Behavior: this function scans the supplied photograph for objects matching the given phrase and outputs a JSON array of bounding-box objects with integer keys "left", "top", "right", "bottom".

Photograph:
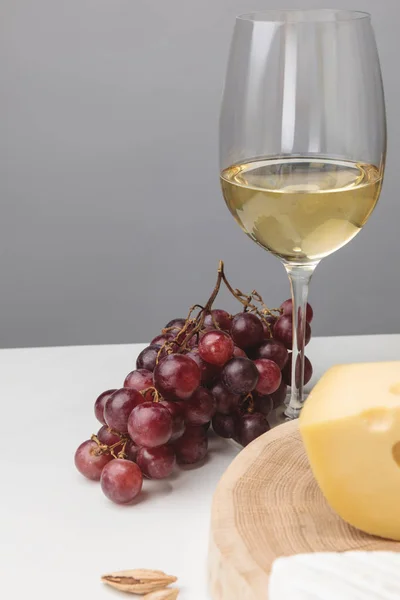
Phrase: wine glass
[{"left": 220, "top": 10, "right": 386, "bottom": 419}]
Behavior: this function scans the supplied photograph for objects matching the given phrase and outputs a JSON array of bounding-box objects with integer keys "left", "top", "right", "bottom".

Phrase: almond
[{"left": 101, "top": 569, "right": 177, "bottom": 594}]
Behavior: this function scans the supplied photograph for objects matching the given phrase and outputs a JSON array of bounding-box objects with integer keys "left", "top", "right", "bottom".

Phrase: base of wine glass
[
  {"left": 283, "top": 392, "right": 310, "bottom": 421},
  {"left": 284, "top": 404, "right": 303, "bottom": 421}
]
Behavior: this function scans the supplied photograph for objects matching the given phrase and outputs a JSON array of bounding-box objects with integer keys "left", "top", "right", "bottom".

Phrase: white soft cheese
[{"left": 268, "top": 552, "right": 400, "bottom": 599}]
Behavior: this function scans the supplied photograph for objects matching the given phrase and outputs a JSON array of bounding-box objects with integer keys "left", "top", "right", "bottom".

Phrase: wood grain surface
[{"left": 208, "top": 420, "right": 400, "bottom": 600}]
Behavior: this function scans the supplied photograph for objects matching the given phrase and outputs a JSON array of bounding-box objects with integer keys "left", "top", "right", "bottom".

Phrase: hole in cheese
[
  {"left": 361, "top": 408, "right": 394, "bottom": 432},
  {"left": 390, "top": 383, "right": 400, "bottom": 396},
  {"left": 392, "top": 442, "right": 400, "bottom": 467}
]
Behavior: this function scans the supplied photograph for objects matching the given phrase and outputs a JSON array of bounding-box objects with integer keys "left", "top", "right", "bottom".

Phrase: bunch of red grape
[{"left": 74, "top": 293, "right": 313, "bottom": 505}]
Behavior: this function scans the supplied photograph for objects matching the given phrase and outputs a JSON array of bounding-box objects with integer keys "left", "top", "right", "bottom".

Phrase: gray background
[{"left": 1, "top": 0, "right": 398, "bottom": 349}]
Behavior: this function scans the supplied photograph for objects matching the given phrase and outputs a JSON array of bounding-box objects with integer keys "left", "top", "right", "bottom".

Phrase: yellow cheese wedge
[{"left": 299, "top": 361, "right": 400, "bottom": 540}]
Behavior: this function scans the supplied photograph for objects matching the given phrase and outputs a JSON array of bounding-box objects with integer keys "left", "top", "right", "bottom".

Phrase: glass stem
[{"left": 284, "top": 263, "right": 317, "bottom": 420}]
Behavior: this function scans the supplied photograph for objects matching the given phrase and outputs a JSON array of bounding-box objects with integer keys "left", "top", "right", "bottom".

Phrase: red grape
[
  {"left": 198, "top": 330, "right": 234, "bottom": 366},
  {"left": 212, "top": 413, "right": 236, "bottom": 438},
  {"left": 204, "top": 309, "right": 232, "bottom": 332},
  {"left": 186, "top": 350, "right": 220, "bottom": 385},
  {"left": 100, "top": 459, "right": 143, "bottom": 504},
  {"left": 125, "top": 440, "right": 139, "bottom": 462},
  {"left": 236, "top": 413, "right": 270, "bottom": 447},
  {"left": 231, "top": 313, "right": 264, "bottom": 349},
  {"left": 165, "top": 317, "right": 186, "bottom": 330},
  {"left": 94, "top": 389, "right": 117, "bottom": 425},
  {"left": 173, "top": 426, "right": 208, "bottom": 464},
  {"left": 184, "top": 387, "right": 216, "bottom": 426},
  {"left": 151, "top": 334, "right": 173, "bottom": 346},
  {"left": 187, "top": 335, "right": 198, "bottom": 349},
  {"left": 221, "top": 357, "right": 259, "bottom": 395},
  {"left": 136, "top": 345, "right": 160, "bottom": 372},
  {"left": 281, "top": 358, "right": 291, "bottom": 386},
  {"left": 260, "top": 321, "right": 270, "bottom": 340},
  {"left": 210, "top": 381, "right": 240, "bottom": 415},
  {"left": 128, "top": 402, "right": 173, "bottom": 448},
  {"left": 253, "top": 394, "right": 273, "bottom": 417},
  {"left": 273, "top": 315, "right": 311, "bottom": 349},
  {"left": 160, "top": 400, "right": 186, "bottom": 441},
  {"left": 280, "top": 298, "right": 313, "bottom": 323},
  {"left": 136, "top": 445, "right": 176, "bottom": 479},
  {"left": 255, "top": 340, "right": 288, "bottom": 370},
  {"left": 233, "top": 345, "right": 247, "bottom": 358},
  {"left": 270, "top": 380, "right": 288, "bottom": 409},
  {"left": 153, "top": 354, "right": 201, "bottom": 400},
  {"left": 232, "top": 415, "right": 243, "bottom": 445},
  {"left": 124, "top": 369, "right": 154, "bottom": 400},
  {"left": 282, "top": 354, "right": 313, "bottom": 387},
  {"left": 74, "top": 440, "right": 113, "bottom": 481},
  {"left": 299, "top": 355, "right": 313, "bottom": 386},
  {"left": 254, "top": 359, "right": 282, "bottom": 395},
  {"left": 104, "top": 388, "right": 145, "bottom": 433},
  {"left": 97, "top": 426, "right": 122, "bottom": 447}
]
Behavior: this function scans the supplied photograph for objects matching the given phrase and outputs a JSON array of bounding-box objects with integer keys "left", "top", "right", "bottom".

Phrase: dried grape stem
[
  {"left": 141, "top": 387, "right": 161, "bottom": 402},
  {"left": 219, "top": 265, "right": 280, "bottom": 337},
  {"left": 220, "top": 268, "right": 279, "bottom": 318},
  {"left": 172, "top": 261, "right": 226, "bottom": 350},
  {"left": 157, "top": 264, "right": 225, "bottom": 359},
  {"left": 116, "top": 439, "right": 128, "bottom": 459},
  {"left": 158, "top": 260, "right": 280, "bottom": 356},
  {"left": 90, "top": 433, "right": 129, "bottom": 458},
  {"left": 90, "top": 434, "right": 108, "bottom": 455},
  {"left": 241, "top": 392, "right": 255, "bottom": 414}
]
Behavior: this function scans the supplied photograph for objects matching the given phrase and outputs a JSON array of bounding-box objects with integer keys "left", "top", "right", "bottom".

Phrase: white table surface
[{"left": 1, "top": 334, "right": 399, "bottom": 600}]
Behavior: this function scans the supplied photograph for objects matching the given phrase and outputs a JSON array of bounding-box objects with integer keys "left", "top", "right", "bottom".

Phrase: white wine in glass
[
  {"left": 220, "top": 11, "right": 386, "bottom": 418},
  {"left": 221, "top": 157, "right": 382, "bottom": 263}
]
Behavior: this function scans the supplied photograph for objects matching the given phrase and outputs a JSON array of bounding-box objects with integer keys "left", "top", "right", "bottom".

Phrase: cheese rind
[
  {"left": 299, "top": 361, "right": 400, "bottom": 540},
  {"left": 268, "top": 551, "right": 400, "bottom": 599}
]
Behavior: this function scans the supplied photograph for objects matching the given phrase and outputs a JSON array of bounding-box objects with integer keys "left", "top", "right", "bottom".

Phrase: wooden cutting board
[{"left": 208, "top": 420, "right": 400, "bottom": 600}]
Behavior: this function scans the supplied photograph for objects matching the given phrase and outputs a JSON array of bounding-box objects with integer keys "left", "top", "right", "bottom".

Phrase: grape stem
[
  {"left": 141, "top": 387, "right": 161, "bottom": 402},
  {"left": 157, "top": 260, "right": 281, "bottom": 360},
  {"left": 241, "top": 392, "right": 255, "bottom": 413},
  {"left": 219, "top": 268, "right": 280, "bottom": 319},
  {"left": 116, "top": 439, "right": 128, "bottom": 459},
  {"left": 90, "top": 433, "right": 129, "bottom": 459}
]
